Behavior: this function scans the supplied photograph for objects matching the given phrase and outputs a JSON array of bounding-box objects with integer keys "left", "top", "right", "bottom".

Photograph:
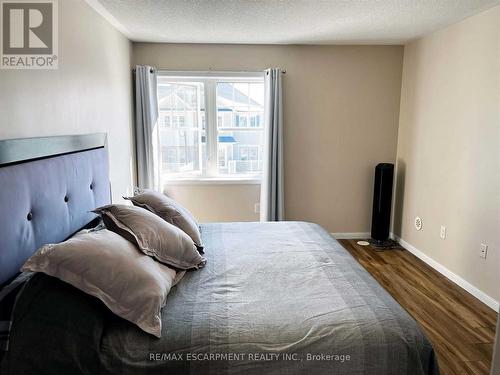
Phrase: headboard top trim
[{"left": 0, "top": 133, "right": 107, "bottom": 167}]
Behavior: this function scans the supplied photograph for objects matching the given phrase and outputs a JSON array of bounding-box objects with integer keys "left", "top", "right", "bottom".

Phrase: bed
[{"left": 0, "top": 134, "right": 438, "bottom": 375}]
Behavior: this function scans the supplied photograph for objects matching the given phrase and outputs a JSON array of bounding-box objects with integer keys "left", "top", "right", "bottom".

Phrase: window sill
[{"left": 164, "top": 177, "right": 262, "bottom": 186}]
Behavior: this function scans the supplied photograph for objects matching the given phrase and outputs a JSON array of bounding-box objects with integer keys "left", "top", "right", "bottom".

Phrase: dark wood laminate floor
[{"left": 338, "top": 239, "right": 498, "bottom": 375}]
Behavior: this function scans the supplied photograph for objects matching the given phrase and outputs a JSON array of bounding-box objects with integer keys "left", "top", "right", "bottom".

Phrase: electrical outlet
[
  {"left": 479, "top": 244, "right": 488, "bottom": 259},
  {"left": 440, "top": 226, "right": 446, "bottom": 240},
  {"left": 414, "top": 217, "right": 423, "bottom": 231},
  {"left": 254, "top": 203, "right": 260, "bottom": 214}
]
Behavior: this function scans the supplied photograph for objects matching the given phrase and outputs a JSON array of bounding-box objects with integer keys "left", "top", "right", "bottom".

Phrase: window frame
[{"left": 156, "top": 71, "right": 265, "bottom": 184}]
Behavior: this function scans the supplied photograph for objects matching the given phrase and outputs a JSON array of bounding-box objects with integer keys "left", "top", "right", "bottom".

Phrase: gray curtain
[
  {"left": 260, "top": 68, "right": 284, "bottom": 221},
  {"left": 134, "top": 65, "right": 159, "bottom": 189}
]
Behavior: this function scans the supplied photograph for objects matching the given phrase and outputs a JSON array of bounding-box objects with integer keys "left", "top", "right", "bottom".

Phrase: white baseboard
[
  {"left": 331, "top": 232, "right": 370, "bottom": 239},
  {"left": 391, "top": 233, "right": 499, "bottom": 312}
]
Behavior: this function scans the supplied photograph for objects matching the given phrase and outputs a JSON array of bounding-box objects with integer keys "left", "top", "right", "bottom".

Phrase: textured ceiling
[{"left": 90, "top": 0, "right": 500, "bottom": 44}]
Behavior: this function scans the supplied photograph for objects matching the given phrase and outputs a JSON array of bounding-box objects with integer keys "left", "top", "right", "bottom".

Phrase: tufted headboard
[{"left": 0, "top": 134, "right": 111, "bottom": 285}]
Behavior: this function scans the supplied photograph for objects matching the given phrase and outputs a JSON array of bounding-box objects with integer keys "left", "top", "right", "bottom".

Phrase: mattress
[{"left": 0, "top": 221, "right": 438, "bottom": 375}]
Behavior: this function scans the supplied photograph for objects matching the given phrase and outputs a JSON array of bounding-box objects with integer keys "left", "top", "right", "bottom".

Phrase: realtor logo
[{"left": 1, "top": 0, "right": 58, "bottom": 69}]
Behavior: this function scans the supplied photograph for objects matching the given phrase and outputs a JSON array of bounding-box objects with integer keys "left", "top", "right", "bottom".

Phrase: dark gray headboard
[{"left": 0, "top": 134, "right": 111, "bottom": 285}]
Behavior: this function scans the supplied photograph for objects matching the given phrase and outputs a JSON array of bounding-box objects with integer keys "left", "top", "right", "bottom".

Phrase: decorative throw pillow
[
  {"left": 124, "top": 189, "right": 203, "bottom": 251},
  {"left": 21, "top": 228, "right": 185, "bottom": 338},
  {"left": 93, "top": 204, "right": 206, "bottom": 270}
]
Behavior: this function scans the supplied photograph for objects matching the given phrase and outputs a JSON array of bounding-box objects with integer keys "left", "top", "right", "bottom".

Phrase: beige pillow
[
  {"left": 94, "top": 204, "right": 206, "bottom": 270},
  {"left": 21, "top": 228, "right": 185, "bottom": 338},
  {"left": 124, "top": 189, "right": 203, "bottom": 251}
]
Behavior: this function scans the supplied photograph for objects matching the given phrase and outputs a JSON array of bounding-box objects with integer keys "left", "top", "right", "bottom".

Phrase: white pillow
[
  {"left": 125, "top": 189, "right": 203, "bottom": 251},
  {"left": 22, "top": 228, "right": 184, "bottom": 338},
  {"left": 94, "top": 204, "right": 206, "bottom": 270}
]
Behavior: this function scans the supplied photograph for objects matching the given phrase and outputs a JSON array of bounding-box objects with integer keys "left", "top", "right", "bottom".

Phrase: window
[
  {"left": 156, "top": 80, "right": 205, "bottom": 178},
  {"left": 156, "top": 72, "right": 265, "bottom": 182}
]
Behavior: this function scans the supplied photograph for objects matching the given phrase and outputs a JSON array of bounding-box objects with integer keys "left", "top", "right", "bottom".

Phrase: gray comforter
[{"left": 1, "top": 221, "right": 438, "bottom": 375}]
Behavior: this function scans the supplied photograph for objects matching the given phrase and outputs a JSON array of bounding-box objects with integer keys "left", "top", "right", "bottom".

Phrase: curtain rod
[
  {"left": 265, "top": 69, "right": 286, "bottom": 75},
  {"left": 132, "top": 67, "right": 154, "bottom": 73},
  {"left": 132, "top": 68, "right": 286, "bottom": 74}
]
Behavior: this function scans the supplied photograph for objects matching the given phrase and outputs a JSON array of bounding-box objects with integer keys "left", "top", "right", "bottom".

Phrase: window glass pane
[
  {"left": 216, "top": 81, "right": 264, "bottom": 176},
  {"left": 233, "top": 83, "right": 250, "bottom": 106},
  {"left": 249, "top": 83, "right": 264, "bottom": 107},
  {"left": 217, "top": 130, "right": 263, "bottom": 176},
  {"left": 157, "top": 81, "right": 204, "bottom": 179},
  {"left": 217, "top": 82, "right": 264, "bottom": 129}
]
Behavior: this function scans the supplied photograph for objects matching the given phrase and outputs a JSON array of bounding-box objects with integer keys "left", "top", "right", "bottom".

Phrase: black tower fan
[{"left": 370, "top": 163, "right": 396, "bottom": 248}]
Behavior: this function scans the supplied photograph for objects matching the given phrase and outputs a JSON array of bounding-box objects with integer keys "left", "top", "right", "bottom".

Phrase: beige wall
[
  {"left": 394, "top": 6, "right": 500, "bottom": 302},
  {"left": 165, "top": 183, "right": 260, "bottom": 222},
  {"left": 0, "top": 0, "right": 134, "bottom": 203},
  {"left": 133, "top": 43, "right": 404, "bottom": 231}
]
